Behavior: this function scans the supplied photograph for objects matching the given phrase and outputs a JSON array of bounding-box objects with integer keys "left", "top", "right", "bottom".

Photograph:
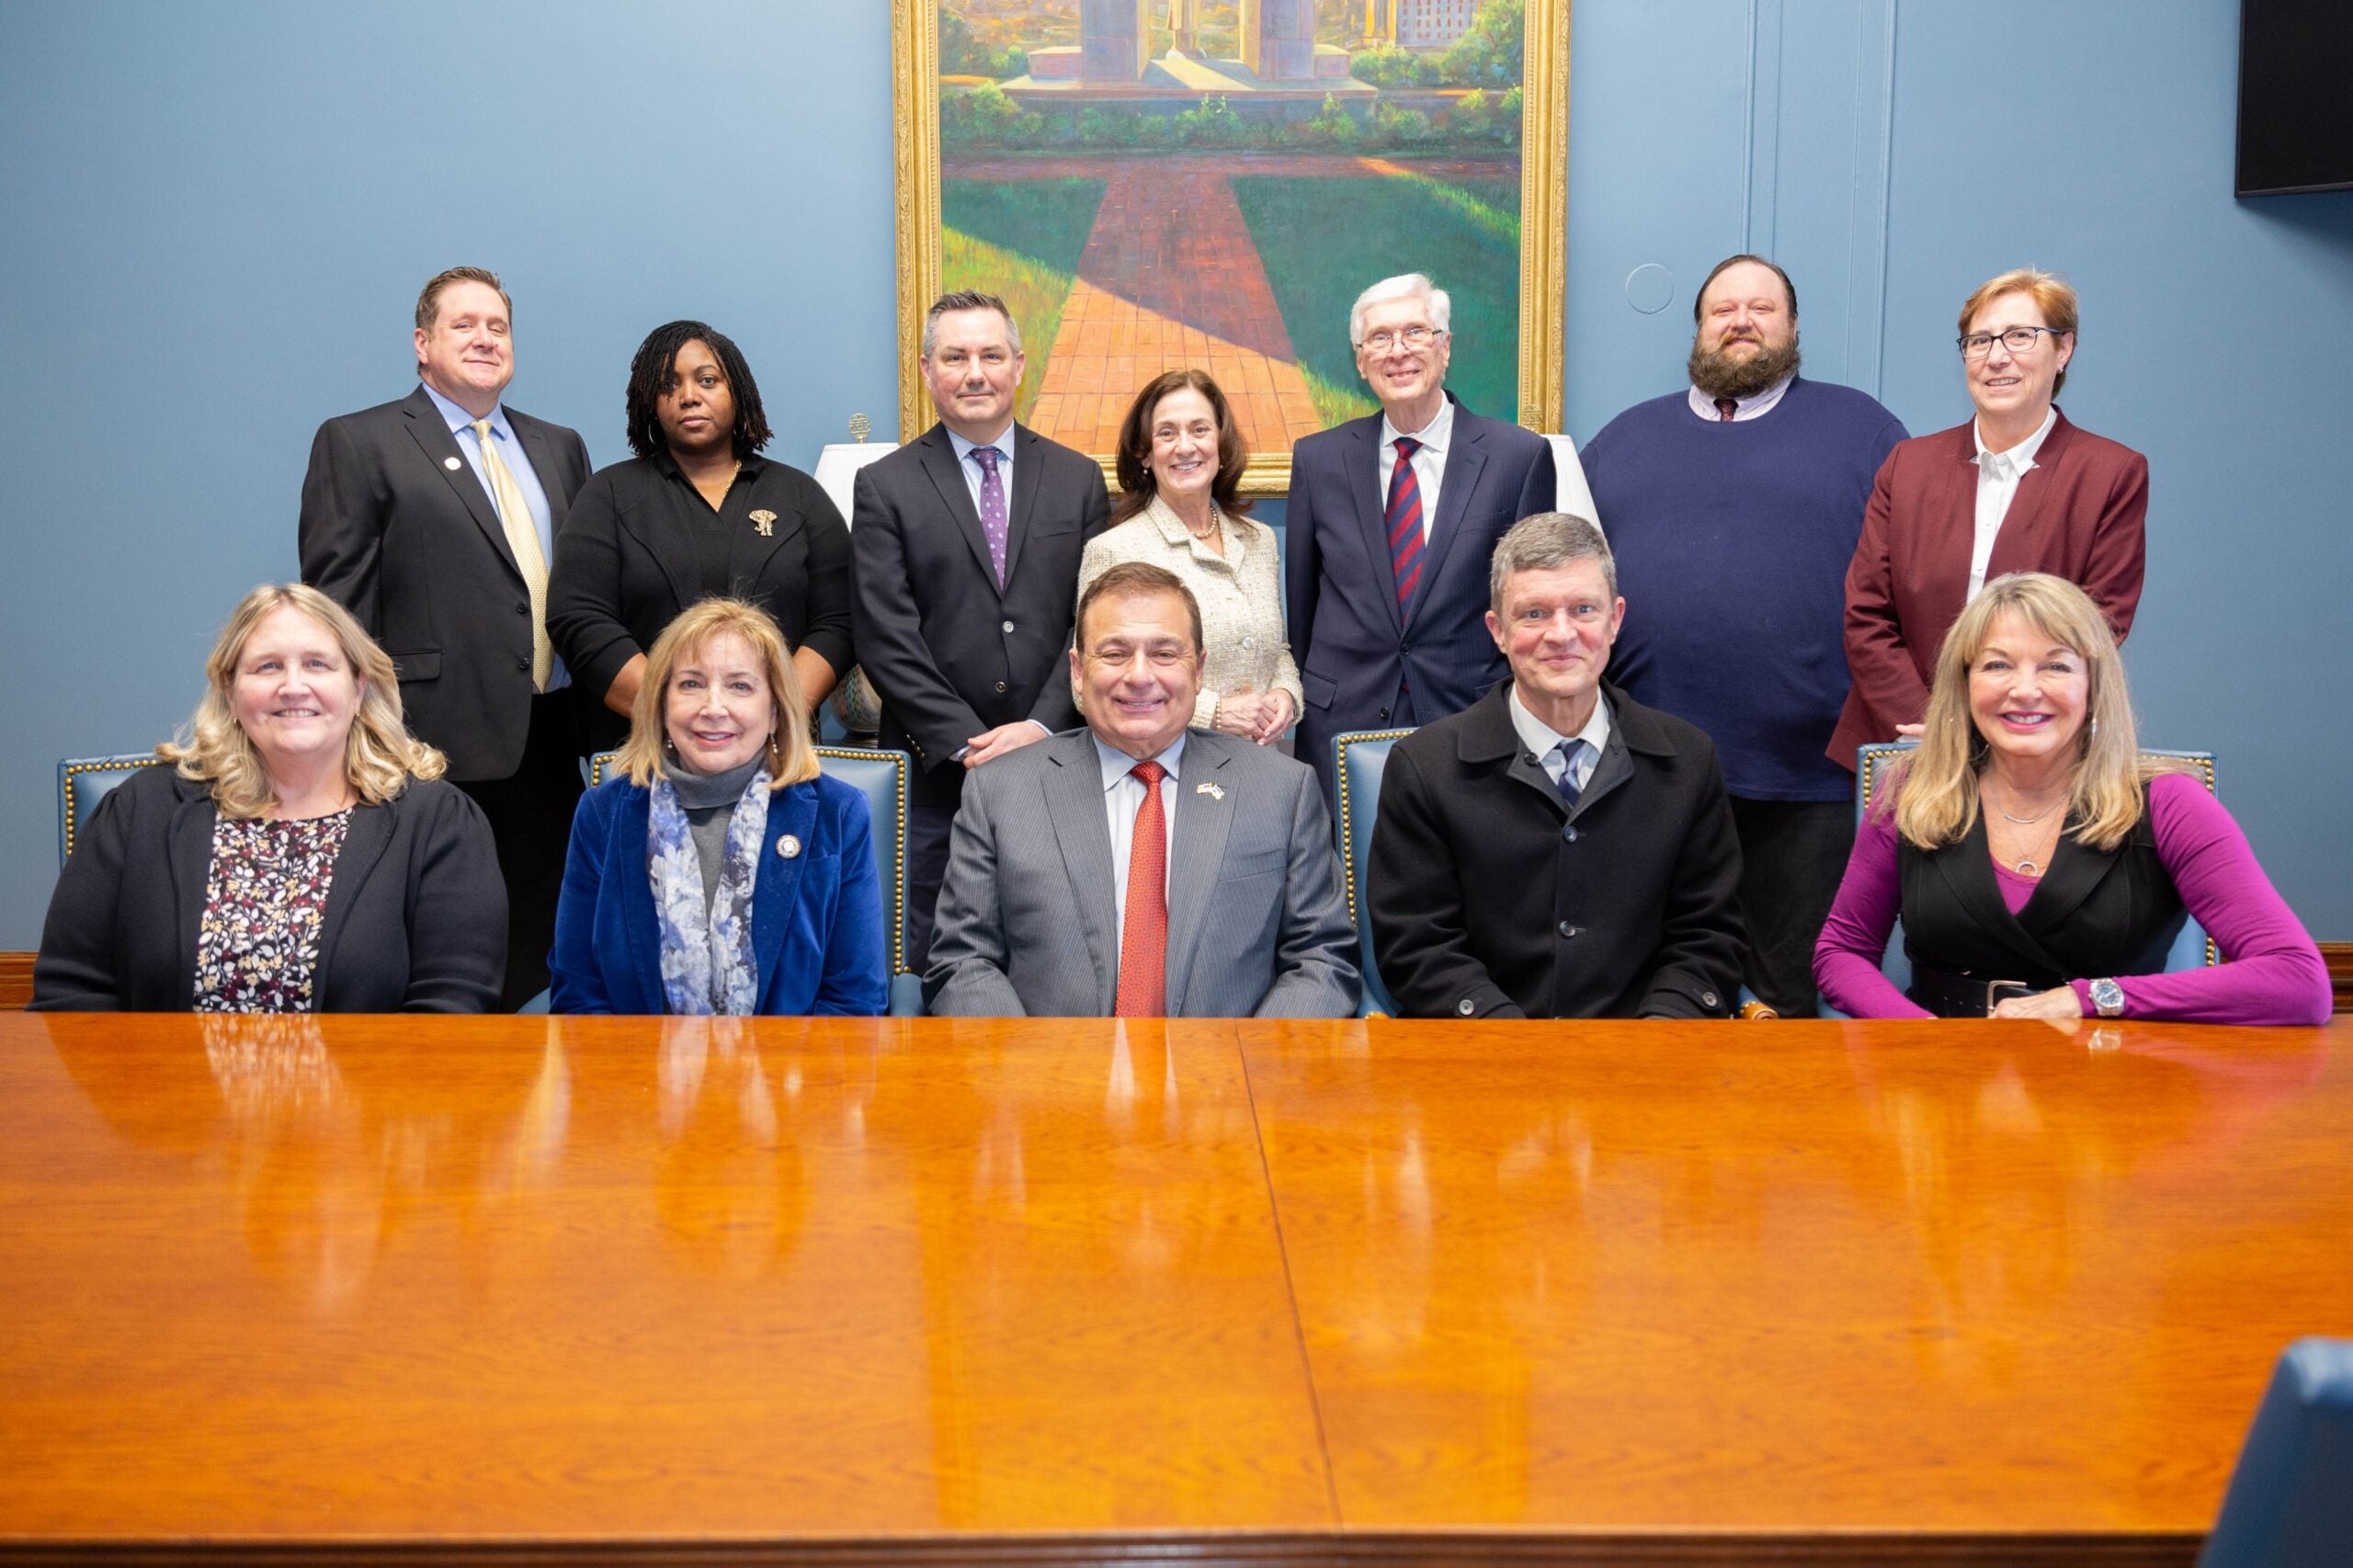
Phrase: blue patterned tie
[
  {"left": 1552, "top": 738, "right": 1587, "bottom": 808},
  {"left": 971, "top": 445, "right": 1008, "bottom": 587},
  {"left": 1385, "top": 436, "right": 1424, "bottom": 611}
]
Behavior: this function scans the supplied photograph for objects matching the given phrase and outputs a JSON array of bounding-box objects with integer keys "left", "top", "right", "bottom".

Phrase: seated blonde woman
[
  {"left": 1079, "top": 369, "right": 1301, "bottom": 744},
  {"left": 549, "top": 597, "right": 886, "bottom": 1016},
  {"left": 1814, "top": 573, "right": 2328, "bottom": 1023},
  {"left": 33, "top": 584, "right": 504, "bottom": 1012}
]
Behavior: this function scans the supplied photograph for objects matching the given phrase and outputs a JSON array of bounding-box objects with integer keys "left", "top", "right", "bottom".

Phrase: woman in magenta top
[{"left": 1815, "top": 574, "right": 2327, "bottom": 1024}]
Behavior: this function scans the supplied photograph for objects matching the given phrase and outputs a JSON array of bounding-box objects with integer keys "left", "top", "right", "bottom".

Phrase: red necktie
[
  {"left": 1385, "top": 436, "right": 1424, "bottom": 611},
  {"left": 1115, "top": 761, "right": 1167, "bottom": 1017},
  {"left": 1714, "top": 397, "right": 1738, "bottom": 422}
]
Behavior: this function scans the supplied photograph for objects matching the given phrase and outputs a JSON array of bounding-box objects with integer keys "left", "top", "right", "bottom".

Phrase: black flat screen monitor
[{"left": 2237, "top": 0, "right": 2353, "bottom": 195}]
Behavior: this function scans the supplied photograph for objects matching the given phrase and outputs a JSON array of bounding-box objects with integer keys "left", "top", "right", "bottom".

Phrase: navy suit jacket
[
  {"left": 1286, "top": 396, "right": 1556, "bottom": 796},
  {"left": 549, "top": 772, "right": 888, "bottom": 1015}
]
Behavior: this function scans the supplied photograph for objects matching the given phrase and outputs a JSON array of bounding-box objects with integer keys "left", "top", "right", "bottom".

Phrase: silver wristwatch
[{"left": 2089, "top": 977, "right": 2126, "bottom": 1018}]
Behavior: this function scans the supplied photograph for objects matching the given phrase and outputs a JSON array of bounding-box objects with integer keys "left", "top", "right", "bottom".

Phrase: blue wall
[{"left": 2, "top": 0, "right": 2347, "bottom": 946}]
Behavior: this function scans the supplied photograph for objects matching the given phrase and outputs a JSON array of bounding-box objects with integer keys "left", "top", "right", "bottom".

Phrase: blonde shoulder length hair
[
  {"left": 612, "top": 597, "right": 819, "bottom": 790},
  {"left": 1890, "top": 572, "right": 2187, "bottom": 854},
  {"left": 159, "top": 584, "right": 445, "bottom": 819}
]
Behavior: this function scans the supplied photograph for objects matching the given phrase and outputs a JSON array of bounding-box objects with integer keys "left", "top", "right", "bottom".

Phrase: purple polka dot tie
[{"left": 972, "top": 446, "right": 1008, "bottom": 588}]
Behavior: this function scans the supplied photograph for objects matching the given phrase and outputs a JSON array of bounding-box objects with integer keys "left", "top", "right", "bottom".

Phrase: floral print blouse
[{"left": 192, "top": 808, "right": 354, "bottom": 1013}]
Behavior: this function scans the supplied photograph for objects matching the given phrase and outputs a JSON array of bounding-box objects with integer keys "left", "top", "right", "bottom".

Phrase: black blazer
[
  {"left": 1286, "top": 396, "right": 1556, "bottom": 796},
  {"left": 300, "top": 385, "right": 594, "bottom": 780},
  {"left": 30, "top": 767, "right": 506, "bottom": 1013},
  {"left": 547, "top": 453, "right": 855, "bottom": 750},
  {"left": 849, "top": 422, "right": 1109, "bottom": 809},
  {"left": 1368, "top": 680, "right": 1745, "bottom": 1019}
]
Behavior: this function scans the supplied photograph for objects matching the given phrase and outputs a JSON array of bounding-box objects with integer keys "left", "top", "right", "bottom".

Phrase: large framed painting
[{"left": 891, "top": 0, "right": 1568, "bottom": 494}]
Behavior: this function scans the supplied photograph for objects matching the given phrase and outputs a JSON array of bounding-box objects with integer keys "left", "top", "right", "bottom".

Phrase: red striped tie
[
  {"left": 1386, "top": 436, "right": 1424, "bottom": 611},
  {"left": 1114, "top": 761, "right": 1167, "bottom": 1017}
]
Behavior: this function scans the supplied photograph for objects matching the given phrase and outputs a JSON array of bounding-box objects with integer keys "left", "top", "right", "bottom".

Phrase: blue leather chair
[
  {"left": 2200, "top": 1338, "right": 2353, "bottom": 1568},
  {"left": 57, "top": 754, "right": 165, "bottom": 867},
  {"left": 590, "top": 746, "right": 921, "bottom": 1017},
  {"left": 1847, "top": 741, "right": 2220, "bottom": 1003},
  {"left": 1332, "top": 728, "right": 1415, "bottom": 1017}
]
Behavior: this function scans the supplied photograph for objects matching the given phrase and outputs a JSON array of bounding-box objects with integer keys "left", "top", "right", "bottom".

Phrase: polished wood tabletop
[{"left": 2, "top": 1012, "right": 2347, "bottom": 1565}]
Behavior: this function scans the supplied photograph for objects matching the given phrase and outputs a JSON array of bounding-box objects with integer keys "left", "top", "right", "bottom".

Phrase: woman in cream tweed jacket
[{"left": 1079, "top": 369, "right": 1302, "bottom": 744}]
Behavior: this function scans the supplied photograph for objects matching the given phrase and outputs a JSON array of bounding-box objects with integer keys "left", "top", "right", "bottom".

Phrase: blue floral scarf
[{"left": 647, "top": 767, "right": 771, "bottom": 1015}]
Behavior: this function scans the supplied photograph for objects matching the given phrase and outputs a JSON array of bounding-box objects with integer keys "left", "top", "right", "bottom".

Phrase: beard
[{"left": 1688, "top": 330, "right": 1802, "bottom": 402}]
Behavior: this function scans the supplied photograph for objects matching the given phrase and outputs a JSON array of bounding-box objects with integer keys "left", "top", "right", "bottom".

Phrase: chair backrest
[
  {"left": 58, "top": 754, "right": 167, "bottom": 867},
  {"left": 590, "top": 746, "right": 913, "bottom": 979},
  {"left": 2199, "top": 1337, "right": 2353, "bottom": 1568},
  {"left": 1332, "top": 728, "right": 1415, "bottom": 1018},
  {"left": 1854, "top": 742, "right": 2221, "bottom": 989}
]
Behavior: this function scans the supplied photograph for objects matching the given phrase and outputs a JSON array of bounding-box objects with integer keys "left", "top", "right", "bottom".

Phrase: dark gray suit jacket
[
  {"left": 31, "top": 767, "right": 506, "bottom": 1013},
  {"left": 300, "top": 384, "right": 593, "bottom": 780},
  {"left": 849, "top": 422, "right": 1108, "bottom": 810},
  {"left": 925, "top": 730, "right": 1359, "bottom": 1017}
]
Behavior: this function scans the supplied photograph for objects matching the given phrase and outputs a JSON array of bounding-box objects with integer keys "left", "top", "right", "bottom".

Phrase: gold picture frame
[{"left": 892, "top": 0, "right": 1569, "bottom": 495}]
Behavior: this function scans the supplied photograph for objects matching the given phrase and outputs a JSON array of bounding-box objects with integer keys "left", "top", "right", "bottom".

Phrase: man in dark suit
[
  {"left": 850, "top": 290, "right": 1110, "bottom": 969},
  {"left": 300, "top": 266, "right": 593, "bottom": 1009},
  {"left": 1286, "top": 271, "right": 1557, "bottom": 799},
  {"left": 1368, "top": 513, "right": 1745, "bottom": 1020},
  {"left": 926, "top": 563, "right": 1358, "bottom": 1019}
]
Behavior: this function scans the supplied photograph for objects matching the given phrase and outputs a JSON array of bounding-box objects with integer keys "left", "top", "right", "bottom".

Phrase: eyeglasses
[
  {"left": 1959, "top": 325, "right": 2069, "bottom": 358},
  {"left": 1359, "top": 325, "right": 1442, "bottom": 352}
]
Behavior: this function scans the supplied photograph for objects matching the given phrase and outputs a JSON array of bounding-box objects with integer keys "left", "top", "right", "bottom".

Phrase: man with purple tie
[
  {"left": 1286, "top": 273, "right": 1556, "bottom": 801},
  {"left": 849, "top": 290, "right": 1110, "bottom": 968}
]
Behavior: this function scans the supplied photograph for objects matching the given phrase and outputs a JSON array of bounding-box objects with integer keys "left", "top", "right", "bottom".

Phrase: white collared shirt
[
  {"left": 1968, "top": 405, "right": 2057, "bottom": 600},
  {"left": 1507, "top": 685, "right": 1612, "bottom": 797},
  {"left": 1097, "top": 732, "right": 1187, "bottom": 952},
  {"left": 1377, "top": 397, "right": 1456, "bottom": 540},
  {"left": 1686, "top": 372, "right": 1794, "bottom": 424}
]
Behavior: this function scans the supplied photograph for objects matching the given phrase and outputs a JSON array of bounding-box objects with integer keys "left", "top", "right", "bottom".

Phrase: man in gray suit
[{"left": 926, "top": 563, "right": 1358, "bottom": 1018}]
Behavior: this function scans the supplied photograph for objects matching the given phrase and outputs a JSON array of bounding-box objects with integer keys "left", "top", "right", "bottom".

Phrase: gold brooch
[{"left": 750, "top": 509, "right": 777, "bottom": 537}]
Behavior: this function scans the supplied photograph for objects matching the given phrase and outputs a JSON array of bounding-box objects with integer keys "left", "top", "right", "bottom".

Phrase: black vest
[{"left": 1897, "top": 797, "right": 2186, "bottom": 1012}]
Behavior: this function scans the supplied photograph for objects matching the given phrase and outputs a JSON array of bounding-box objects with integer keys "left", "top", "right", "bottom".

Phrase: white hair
[{"left": 1348, "top": 273, "right": 1451, "bottom": 347}]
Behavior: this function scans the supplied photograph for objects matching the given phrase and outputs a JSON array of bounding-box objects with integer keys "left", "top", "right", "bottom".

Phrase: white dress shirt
[
  {"left": 1686, "top": 372, "right": 1794, "bottom": 424},
  {"left": 1507, "top": 685, "right": 1611, "bottom": 796},
  {"left": 1097, "top": 732, "right": 1186, "bottom": 952},
  {"left": 1377, "top": 396, "right": 1456, "bottom": 540},
  {"left": 1968, "top": 405, "right": 2057, "bottom": 599}
]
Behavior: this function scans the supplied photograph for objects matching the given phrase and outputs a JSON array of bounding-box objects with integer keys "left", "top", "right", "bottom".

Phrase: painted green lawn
[
  {"left": 941, "top": 177, "right": 1105, "bottom": 416},
  {"left": 1232, "top": 175, "right": 1522, "bottom": 423}
]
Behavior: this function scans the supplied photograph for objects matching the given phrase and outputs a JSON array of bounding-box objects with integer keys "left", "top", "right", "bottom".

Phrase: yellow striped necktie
[{"left": 471, "top": 418, "right": 552, "bottom": 691}]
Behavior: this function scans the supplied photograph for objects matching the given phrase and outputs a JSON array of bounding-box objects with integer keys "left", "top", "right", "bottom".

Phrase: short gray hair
[
  {"left": 922, "top": 289, "right": 1022, "bottom": 359},
  {"left": 1348, "top": 272, "right": 1451, "bottom": 347},
  {"left": 1489, "top": 512, "right": 1616, "bottom": 615}
]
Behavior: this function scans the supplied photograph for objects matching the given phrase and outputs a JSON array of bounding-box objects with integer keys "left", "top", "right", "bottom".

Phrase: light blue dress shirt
[
  {"left": 946, "top": 422, "right": 1016, "bottom": 518},
  {"left": 420, "top": 380, "right": 568, "bottom": 690}
]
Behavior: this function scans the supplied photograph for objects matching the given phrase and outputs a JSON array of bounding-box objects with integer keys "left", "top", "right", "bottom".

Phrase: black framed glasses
[{"left": 1959, "top": 325, "right": 2069, "bottom": 358}]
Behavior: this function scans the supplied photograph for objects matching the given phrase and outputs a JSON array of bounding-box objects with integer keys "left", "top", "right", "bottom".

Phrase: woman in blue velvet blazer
[{"left": 550, "top": 597, "right": 886, "bottom": 1016}]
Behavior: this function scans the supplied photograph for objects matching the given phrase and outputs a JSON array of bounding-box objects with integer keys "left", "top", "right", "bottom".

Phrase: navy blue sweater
[{"left": 1581, "top": 377, "right": 1906, "bottom": 802}]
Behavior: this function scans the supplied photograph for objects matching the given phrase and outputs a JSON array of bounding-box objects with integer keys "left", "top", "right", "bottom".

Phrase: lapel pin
[
  {"left": 1196, "top": 781, "right": 1225, "bottom": 801},
  {"left": 750, "top": 508, "right": 777, "bottom": 537},
  {"left": 776, "top": 834, "right": 801, "bottom": 859},
  {"left": 443, "top": 456, "right": 462, "bottom": 471}
]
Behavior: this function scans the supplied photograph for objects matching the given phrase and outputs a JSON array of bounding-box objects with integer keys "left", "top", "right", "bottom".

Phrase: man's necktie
[
  {"left": 972, "top": 446, "right": 1009, "bottom": 588},
  {"left": 470, "top": 419, "right": 553, "bottom": 691},
  {"left": 1115, "top": 760, "right": 1168, "bottom": 1018},
  {"left": 1386, "top": 436, "right": 1424, "bottom": 612},
  {"left": 1552, "top": 738, "right": 1588, "bottom": 808},
  {"left": 1714, "top": 397, "right": 1739, "bottom": 422}
]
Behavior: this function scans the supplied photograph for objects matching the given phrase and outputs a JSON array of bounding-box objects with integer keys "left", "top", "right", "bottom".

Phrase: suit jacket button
[
  {"left": 516, "top": 657, "right": 529, "bottom": 672},
  {"left": 1455, "top": 998, "right": 1475, "bottom": 1017},
  {"left": 1563, "top": 826, "right": 1579, "bottom": 842},
  {"left": 1002, "top": 619, "right": 1015, "bottom": 633},
  {"left": 1378, "top": 708, "right": 1390, "bottom": 722},
  {"left": 994, "top": 680, "right": 1007, "bottom": 693},
  {"left": 1702, "top": 991, "right": 1721, "bottom": 1009},
  {"left": 517, "top": 601, "right": 529, "bottom": 615},
  {"left": 1400, "top": 642, "right": 1412, "bottom": 654},
  {"left": 1557, "top": 922, "right": 1576, "bottom": 938}
]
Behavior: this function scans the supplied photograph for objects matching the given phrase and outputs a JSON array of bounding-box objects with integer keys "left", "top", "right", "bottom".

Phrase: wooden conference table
[{"left": 3, "top": 1012, "right": 2348, "bottom": 1566}]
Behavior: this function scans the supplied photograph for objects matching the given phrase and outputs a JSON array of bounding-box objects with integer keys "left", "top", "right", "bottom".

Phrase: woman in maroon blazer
[{"left": 1829, "top": 268, "right": 2147, "bottom": 768}]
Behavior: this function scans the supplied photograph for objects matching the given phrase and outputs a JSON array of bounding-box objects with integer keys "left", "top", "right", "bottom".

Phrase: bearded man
[{"left": 1576, "top": 255, "right": 1906, "bottom": 1017}]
